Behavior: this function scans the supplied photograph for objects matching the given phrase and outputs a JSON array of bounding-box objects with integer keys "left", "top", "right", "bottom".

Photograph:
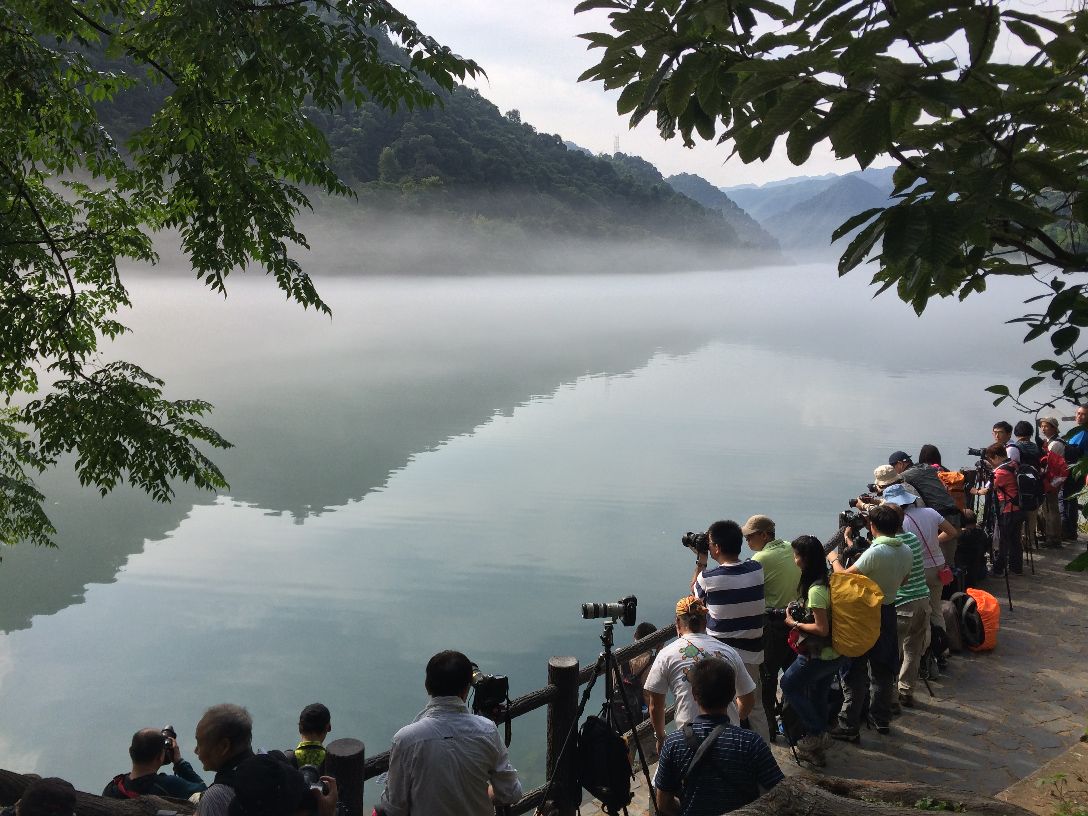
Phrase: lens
[{"left": 581, "top": 602, "right": 623, "bottom": 619}]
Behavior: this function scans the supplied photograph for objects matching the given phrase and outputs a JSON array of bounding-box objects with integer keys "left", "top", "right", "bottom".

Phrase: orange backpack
[
  {"left": 937, "top": 470, "right": 967, "bottom": 511},
  {"left": 965, "top": 588, "right": 1000, "bottom": 652}
]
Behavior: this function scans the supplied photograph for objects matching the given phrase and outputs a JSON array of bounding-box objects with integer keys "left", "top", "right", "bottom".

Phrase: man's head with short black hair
[
  {"left": 129, "top": 728, "right": 166, "bottom": 765},
  {"left": 689, "top": 658, "right": 735, "bottom": 713},
  {"left": 425, "top": 650, "right": 473, "bottom": 698},
  {"left": 868, "top": 504, "right": 901, "bottom": 537},
  {"left": 1013, "top": 420, "right": 1033, "bottom": 439},
  {"left": 298, "top": 703, "right": 331, "bottom": 737},
  {"left": 707, "top": 520, "right": 743, "bottom": 557},
  {"left": 17, "top": 778, "right": 76, "bottom": 816}
]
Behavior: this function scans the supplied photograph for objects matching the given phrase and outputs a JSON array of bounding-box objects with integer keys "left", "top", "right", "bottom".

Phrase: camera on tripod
[
  {"left": 967, "top": 446, "right": 987, "bottom": 458},
  {"left": 581, "top": 595, "right": 637, "bottom": 626},
  {"left": 470, "top": 663, "right": 509, "bottom": 719}
]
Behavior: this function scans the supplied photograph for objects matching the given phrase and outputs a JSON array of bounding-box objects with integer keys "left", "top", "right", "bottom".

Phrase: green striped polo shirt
[{"left": 894, "top": 531, "right": 929, "bottom": 606}]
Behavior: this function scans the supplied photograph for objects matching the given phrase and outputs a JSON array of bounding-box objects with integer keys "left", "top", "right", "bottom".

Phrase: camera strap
[{"left": 681, "top": 724, "right": 728, "bottom": 789}]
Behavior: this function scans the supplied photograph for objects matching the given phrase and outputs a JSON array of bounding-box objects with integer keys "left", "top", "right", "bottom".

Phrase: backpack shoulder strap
[{"left": 682, "top": 724, "right": 728, "bottom": 787}]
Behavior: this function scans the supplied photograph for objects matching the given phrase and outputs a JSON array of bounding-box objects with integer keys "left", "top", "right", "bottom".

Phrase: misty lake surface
[{"left": 0, "top": 262, "right": 1046, "bottom": 802}]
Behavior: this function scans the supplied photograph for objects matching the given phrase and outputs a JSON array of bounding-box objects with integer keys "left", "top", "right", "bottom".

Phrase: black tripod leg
[{"left": 606, "top": 649, "right": 658, "bottom": 816}]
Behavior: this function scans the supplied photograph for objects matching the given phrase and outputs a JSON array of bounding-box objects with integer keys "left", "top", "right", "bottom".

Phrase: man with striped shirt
[{"left": 691, "top": 519, "right": 768, "bottom": 742}]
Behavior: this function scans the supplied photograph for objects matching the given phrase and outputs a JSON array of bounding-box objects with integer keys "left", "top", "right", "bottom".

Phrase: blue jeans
[{"left": 780, "top": 653, "right": 843, "bottom": 736}]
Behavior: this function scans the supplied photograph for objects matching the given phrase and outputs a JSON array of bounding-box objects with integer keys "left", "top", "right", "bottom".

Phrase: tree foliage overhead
[
  {"left": 577, "top": 0, "right": 1088, "bottom": 409},
  {"left": 0, "top": 0, "right": 480, "bottom": 549}
]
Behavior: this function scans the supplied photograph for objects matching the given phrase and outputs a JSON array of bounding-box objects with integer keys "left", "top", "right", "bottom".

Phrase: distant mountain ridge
[
  {"left": 720, "top": 167, "right": 898, "bottom": 253},
  {"left": 665, "top": 173, "right": 778, "bottom": 250}
]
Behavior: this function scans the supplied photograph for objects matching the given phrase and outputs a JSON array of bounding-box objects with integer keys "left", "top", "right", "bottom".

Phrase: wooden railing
[{"left": 361, "top": 623, "right": 678, "bottom": 816}]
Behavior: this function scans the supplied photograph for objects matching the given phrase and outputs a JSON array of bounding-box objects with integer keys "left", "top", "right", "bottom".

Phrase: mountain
[
  {"left": 723, "top": 176, "right": 840, "bottom": 221},
  {"left": 90, "top": 38, "right": 777, "bottom": 259},
  {"left": 762, "top": 175, "right": 889, "bottom": 250},
  {"left": 665, "top": 173, "right": 779, "bottom": 250}
]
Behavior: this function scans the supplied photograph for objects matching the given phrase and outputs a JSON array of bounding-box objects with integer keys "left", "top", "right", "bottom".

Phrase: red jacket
[
  {"left": 992, "top": 462, "right": 1019, "bottom": 513},
  {"left": 1042, "top": 451, "right": 1069, "bottom": 494}
]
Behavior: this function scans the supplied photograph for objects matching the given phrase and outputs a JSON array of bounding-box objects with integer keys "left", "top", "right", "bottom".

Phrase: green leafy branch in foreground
[
  {"left": 576, "top": 0, "right": 1088, "bottom": 411},
  {"left": 0, "top": 0, "right": 481, "bottom": 549}
]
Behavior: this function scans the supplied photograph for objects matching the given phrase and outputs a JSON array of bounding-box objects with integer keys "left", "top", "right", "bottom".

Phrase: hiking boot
[
  {"left": 898, "top": 691, "right": 914, "bottom": 708},
  {"left": 828, "top": 723, "right": 860, "bottom": 743},
  {"left": 867, "top": 715, "right": 891, "bottom": 735}
]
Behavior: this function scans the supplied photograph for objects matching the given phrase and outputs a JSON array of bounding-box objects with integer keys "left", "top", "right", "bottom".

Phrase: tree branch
[{"left": 67, "top": 4, "right": 178, "bottom": 86}]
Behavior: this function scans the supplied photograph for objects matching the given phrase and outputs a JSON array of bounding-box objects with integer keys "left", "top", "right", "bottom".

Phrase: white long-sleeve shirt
[{"left": 378, "top": 696, "right": 522, "bottom": 816}]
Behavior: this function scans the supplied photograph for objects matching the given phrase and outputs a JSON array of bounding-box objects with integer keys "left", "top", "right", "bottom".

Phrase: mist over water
[{"left": 0, "top": 249, "right": 1051, "bottom": 803}]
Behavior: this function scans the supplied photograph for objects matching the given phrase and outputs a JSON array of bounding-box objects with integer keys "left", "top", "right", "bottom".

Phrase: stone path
[{"left": 579, "top": 546, "right": 1088, "bottom": 815}]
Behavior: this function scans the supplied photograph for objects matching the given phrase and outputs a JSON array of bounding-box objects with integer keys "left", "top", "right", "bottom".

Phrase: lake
[{"left": 0, "top": 261, "right": 1049, "bottom": 804}]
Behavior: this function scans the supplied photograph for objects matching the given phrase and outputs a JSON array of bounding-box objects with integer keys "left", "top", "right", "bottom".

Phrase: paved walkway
[{"left": 580, "top": 545, "right": 1088, "bottom": 815}]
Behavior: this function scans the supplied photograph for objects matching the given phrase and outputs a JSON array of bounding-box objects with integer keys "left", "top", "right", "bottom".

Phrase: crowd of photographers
[
  {"left": 640, "top": 413, "right": 1085, "bottom": 815},
  {"left": 5, "top": 661, "right": 523, "bottom": 816}
]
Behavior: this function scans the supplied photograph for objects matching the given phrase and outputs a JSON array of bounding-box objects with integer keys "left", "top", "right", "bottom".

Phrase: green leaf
[
  {"left": 1018, "top": 376, "right": 1044, "bottom": 395},
  {"left": 1052, "top": 326, "right": 1081, "bottom": 354},
  {"left": 832, "top": 207, "right": 884, "bottom": 241}
]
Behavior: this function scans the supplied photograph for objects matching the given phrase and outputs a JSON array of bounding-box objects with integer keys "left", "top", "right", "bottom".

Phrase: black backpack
[
  {"left": 949, "top": 592, "right": 985, "bottom": 649},
  {"left": 1014, "top": 463, "right": 1043, "bottom": 511},
  {"left": 1064, "top": 440, "right": 1084, "bottom": 464},
  {"left": 1011, "top": 439, "right": 1042, "bottom": 469},
  {"left": 577, "top": 714, "right": 632, "bottom": 813}
]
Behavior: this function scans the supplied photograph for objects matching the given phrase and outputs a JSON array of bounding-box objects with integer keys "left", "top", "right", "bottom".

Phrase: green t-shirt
[
  {"left": 806, "top": 583, "right": 839, "bottom": 661},
  {"left": 852, "top": 535, "right": 913, "bottom": 605},
  {"left": 894, "top": 532, "right": 930, "bottom": 606},
  {"left": 752, "top": 538, "right": 801, "bottom": 609}
]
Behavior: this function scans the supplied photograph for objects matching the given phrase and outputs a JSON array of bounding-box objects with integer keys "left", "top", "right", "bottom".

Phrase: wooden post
[
  {"left": 545, "top": 656, "right": 580, "bottom": 816},
  {"left": 325, "top": 738, "right": 365, "bottom": 816}
]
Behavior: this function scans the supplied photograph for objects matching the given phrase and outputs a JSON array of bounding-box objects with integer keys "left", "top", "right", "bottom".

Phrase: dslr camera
[
  {"left": 581, "top": 595, "right": 637, "bottom": 626},
  {"left": 298, "top": 764, "right": 329, "bottom": 796},
  {"left": 161, "top": 725, "right": 176, "bottom": 766},
  {"left": 681, "top": 531, "right": 709, "bottom": 554},
  {"left": 470, "top": 663, "right": 510, "bottom": 720},
  {"left": 967, "top": 446, "right": 987, "bottom": 458}
]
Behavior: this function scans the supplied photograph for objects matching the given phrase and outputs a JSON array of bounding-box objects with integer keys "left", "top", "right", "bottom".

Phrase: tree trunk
[
  {"left": 729, "top": 775, "right": 1035, "bottom": 816},
  {"left": 2, "top": 766, "right": 1035, "bottom": 816},
  {"left": 0, "top": 769, "right": 196, "bottom": 816}
]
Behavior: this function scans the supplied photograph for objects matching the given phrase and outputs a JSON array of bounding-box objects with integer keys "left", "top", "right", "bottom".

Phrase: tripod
[
  {"left": 535, "top": 620, "right": 658, "bottom": 816},
  {"left": 976, "top": 471, "right": 1013, "bottom": 610}
]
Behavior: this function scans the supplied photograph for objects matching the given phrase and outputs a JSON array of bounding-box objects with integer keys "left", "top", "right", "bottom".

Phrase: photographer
[
  {"left": 828, "top": 504, "right": 912, "bottom": 741},
  {"left": 653, "top": 658, "right": 782, "bottom": 816},
  {"left": 377, "top": 650, "right": 522, "bottom": 816},
  {"left": 973, "top": 443, "right": 1023, "bottom": 576},
  {"left": 894, "top": 485, "right": 958, "bottom": 634},
  {"left": 194, "top": 704, "right": 255, "bottom": 816},
  {"left": 644, "top": 597, "right": 756, "bottom": 755},
  {"left": 744, "top": 515, "right": 800, "bottom": 743},
  {"left": 103, "top": 727, "right": 207, "bottom": 799},
  {"left": 888, "top": 452, "right": 960, "bottom": 526},
  {"left": 229, "top": 753, "right": 337, "bottom": 816},
  {"left": 691, "top": 520, "right": 768, "bottom": 742}
]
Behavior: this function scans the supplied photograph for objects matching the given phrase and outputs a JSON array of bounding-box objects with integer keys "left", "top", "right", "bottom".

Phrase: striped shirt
[
  {"left": 654, "top": 714, "right": 783, "bottom": 816},
  {"left": 894, "top": 532, "right": 929, "bottom": 606},
  {"left": 693, "top": 560, "right": 764, "bottom": 664}
]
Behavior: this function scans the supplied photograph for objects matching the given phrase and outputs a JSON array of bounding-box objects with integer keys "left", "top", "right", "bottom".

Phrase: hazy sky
[{"left": 394, "top": 0, "right": 885, "bottom": 187}]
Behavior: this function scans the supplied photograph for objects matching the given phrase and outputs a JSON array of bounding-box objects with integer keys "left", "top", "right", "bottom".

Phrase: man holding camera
[
  {"left": 103, "top": 728, "right": 207, "bottom": 799},
  {"left": 889, "top": 452, "right": 960, "bottom": 526},
  {"left": 744, "top": 515, "right": 800, "bottom": 741},
  {"left": 377, "top": 650, "right": 522, "bottom": 816},
  {"left": 829, "top": 504, "right": 912, "bottom": 740},
  {"left": 691, "top": 520, "right": 768, "bottom": 743}
]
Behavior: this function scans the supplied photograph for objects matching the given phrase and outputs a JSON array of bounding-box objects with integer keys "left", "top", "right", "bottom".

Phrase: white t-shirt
[
  {"left": 643, "top": 632, "right": 756, "bottom": 729},
  {"left": 902, "top": 506, "right": 946, "bottom": 568}
]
